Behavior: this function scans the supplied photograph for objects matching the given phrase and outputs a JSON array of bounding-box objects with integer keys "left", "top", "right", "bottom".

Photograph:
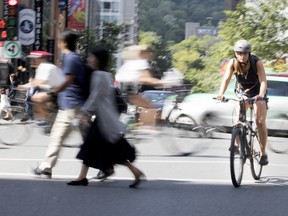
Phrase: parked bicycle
[{"left": 214, "top": 95, "right": 263, "bottom": 187}]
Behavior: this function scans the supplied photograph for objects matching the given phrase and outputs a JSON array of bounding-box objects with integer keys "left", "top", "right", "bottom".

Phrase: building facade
[
  {"left": 185, "top": 0, "right": 244, "bottom": 39},
  {"left": 88, "top": 0, "right": 139, "bottom": 46}
]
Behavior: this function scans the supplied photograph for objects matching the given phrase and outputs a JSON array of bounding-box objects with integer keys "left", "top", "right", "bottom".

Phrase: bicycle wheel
[
  {"left": 230, "top": 126, "right": 245, "bottom": 187},
  {"left": 249, "top": 130, "right": 262, "bottom": 180},
  {"left": 267, "top": 131, "right": 288, "bottom": 154},
  {"left": 159, "top": 117, "right": 209, "bottom": 156},
  {"left": 0, "top": 106, "right": 33, "bottom": 145},
  {"left": 0, "top": 121, "right": 32, "bottom": 145},
  {"left": 204, "top": 125, "right": 227, "bottom": 139},
  {"left": 124, "top": 126, "right": 149, "bottom": 145},
  {"left": 202, "top": 113, "right": 227, "bottom": 138}
]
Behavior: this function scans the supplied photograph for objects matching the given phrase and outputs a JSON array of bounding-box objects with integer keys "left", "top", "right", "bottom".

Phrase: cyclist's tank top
[{"left": 235, "top": 57, "right": 260, "bottom": 97}]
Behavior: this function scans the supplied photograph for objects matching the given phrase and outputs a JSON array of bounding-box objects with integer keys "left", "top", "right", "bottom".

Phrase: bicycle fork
[{"left": 240, "top": 127, "right": 253, "bottom": 162}]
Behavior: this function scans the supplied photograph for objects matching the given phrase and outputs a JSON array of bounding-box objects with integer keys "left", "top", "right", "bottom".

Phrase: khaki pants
[{"left": 39, "top": 108, "right": 86, "bottom": 172}]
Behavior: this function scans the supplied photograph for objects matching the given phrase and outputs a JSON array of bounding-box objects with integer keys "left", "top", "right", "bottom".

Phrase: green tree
[
  {"left": 139, "top": 0, "right": 225, "bottom": 43},
  {"left": 217, "top": 0, "right": 288, "bottom": 60},
  {"left": 77, "top": 22, "right": 125, "bottom": 72},
  {"left": 170, "top": 35, "right": 221, "bottom": 92},
  {"left": 202, "top": 0, "right": 288, "bottom": 92}
]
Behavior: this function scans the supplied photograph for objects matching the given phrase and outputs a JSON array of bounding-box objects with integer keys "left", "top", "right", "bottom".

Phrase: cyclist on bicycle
[{"left": 216, "top": 39, "right": 269, "bottom": 166}]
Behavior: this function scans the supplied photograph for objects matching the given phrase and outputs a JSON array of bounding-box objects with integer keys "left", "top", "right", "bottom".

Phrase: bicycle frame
[{"left": 237, "top": 97, "right": 256, "bottom": 160}]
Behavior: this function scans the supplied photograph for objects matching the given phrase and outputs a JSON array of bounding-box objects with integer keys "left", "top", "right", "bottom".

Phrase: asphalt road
[{"left": 0, "top": 125, "right": 288, "bottom": 216}]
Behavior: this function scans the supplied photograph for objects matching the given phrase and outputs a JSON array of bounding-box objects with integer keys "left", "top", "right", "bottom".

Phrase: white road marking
[
  {"left": 0, "top": 158, "right": 288, "bottom": 167},
  {"left": 0, "top": 173, "right": 285, "bottom": 186},
  {"left": 0, "top": 172, "right": 251, "bottom": 184}
]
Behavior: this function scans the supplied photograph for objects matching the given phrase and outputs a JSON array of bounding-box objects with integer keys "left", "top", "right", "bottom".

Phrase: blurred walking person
[
  {"left": 33, "top": 30, "right": 87, "bottom": 178},
  {"left": 116, "top": 45, "right": 164, "bottom": 108},
  {"left": 0, "top": 88, "right": 13, "bottom": 120},
  {"left": 67, "top": 47, "right": 145, "bottom": 188}
]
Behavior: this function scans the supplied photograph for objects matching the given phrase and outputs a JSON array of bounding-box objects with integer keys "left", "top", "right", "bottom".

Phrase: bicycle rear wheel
[
  {"left": 230, "top": 127, "right": 245, "bottom": 187},
  {"left": 249, "top": 130, "right": 262, "bottom": 180}
]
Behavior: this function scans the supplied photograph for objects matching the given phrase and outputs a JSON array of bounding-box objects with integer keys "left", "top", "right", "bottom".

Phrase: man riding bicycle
[{"left": 216, "top": 39, "right": 269, "bottom": 166}]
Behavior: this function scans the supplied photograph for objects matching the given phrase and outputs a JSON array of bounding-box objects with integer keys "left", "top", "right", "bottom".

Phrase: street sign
[
  {"left": 4, "top": 41, "right": 21, "bottom": 58},
  {"left": 19, "top": 9, "right": 36, "bottom": 45}
]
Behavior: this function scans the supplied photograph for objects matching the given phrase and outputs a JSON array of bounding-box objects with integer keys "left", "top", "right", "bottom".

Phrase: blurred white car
[{"left": 161, "top": 76, "right": 288, "bottom": 134}]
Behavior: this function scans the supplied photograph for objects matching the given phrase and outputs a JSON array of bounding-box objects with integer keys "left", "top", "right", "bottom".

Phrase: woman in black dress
[{"left": 67, "top": 47, "right": 144, "bottom": 188}]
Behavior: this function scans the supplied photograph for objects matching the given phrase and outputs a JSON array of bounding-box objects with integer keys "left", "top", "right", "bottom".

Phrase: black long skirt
[{"left": 76, "top": 119, "right": 136, "bottom": 171}]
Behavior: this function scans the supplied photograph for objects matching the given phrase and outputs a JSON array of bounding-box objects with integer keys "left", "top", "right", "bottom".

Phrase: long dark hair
[
  {"left": 90, "top": 47, "right": 110, "bottom": 71},
  {"left": 233, "top": 53, "right": 251, "bottom": 76}
]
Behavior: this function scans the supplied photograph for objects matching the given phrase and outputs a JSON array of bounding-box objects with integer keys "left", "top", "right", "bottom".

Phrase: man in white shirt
[{"left": 24, "top": 51, "right": 65, "bottom": 123}]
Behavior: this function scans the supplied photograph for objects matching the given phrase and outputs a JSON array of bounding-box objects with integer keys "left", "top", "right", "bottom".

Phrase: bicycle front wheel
[
  {"left": 230, "top": 127, "right": 245, "bottom": 187},
  {"left": 249, "top": 130, "right": 262, "bottom": 180}
]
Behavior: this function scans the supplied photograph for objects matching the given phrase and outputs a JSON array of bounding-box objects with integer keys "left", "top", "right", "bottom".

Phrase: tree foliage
[
  {"left": 138, "top": 0, "right": 288, "bottom": 93},
  {"left": 217, "top": 0, "right": 288, "bottom": 60},
  {"left": 170, "top": 35, "right": 221, "bottom": 92},
  {"left": 197, "top": 0, "right": 288, "bottom": 92},
  {"left": 139, "top": 0, "right": 224, "bottom": 43},
  {"left": 77, "top": 22, "right": 125, "bottom": 72}
]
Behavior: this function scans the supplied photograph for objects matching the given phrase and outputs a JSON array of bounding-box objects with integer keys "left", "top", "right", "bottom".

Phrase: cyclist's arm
[
  {"left": 218, "top": 59, "right": 234, "bottom": 99},
  {"left": 31, "top": 79, "right": 46, "bottom": 87},
  {"left": 256, "top": 60, "right": 267, "bottom": 99},
  {"left": 50, "top": 74, "right": 74, "bottom": 95},
  {"left": 138, "top": 70, "right": 163, "bottom": 86}
]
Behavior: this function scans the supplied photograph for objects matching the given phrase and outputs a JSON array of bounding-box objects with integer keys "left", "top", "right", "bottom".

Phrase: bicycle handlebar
[{"left": 212, "top": 96, "right": 257, "bottom": 103}]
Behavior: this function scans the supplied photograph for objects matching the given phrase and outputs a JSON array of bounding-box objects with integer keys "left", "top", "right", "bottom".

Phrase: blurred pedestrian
[
  {"left": 16, "top": 76, "right": 36, "bottom": 122},
  {"left": 8, "top": 73, "right": 20, "bottom": 100},
  {"left": 33, "top": 30, "right": 87, "bottom": 178},
  {"left": 116, "top": 45, "right": 164, "bottom": 108},
  {"left": 19, "top": 51, "right": 65, "bottom": 123},
  {"left": 0, "top": 88, "right": 13, "bottom": 120},
  {"left": 67, "top": 47, "right": 145, "bottom": 188}
]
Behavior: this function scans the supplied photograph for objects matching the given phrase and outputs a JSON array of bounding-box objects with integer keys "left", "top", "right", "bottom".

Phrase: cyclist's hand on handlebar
[
  {"left": 215, "top": 95, "right": 224, "bottom": 101},
  {"left": 254, "top": 95, "right": 264, "bottom": 101}
]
